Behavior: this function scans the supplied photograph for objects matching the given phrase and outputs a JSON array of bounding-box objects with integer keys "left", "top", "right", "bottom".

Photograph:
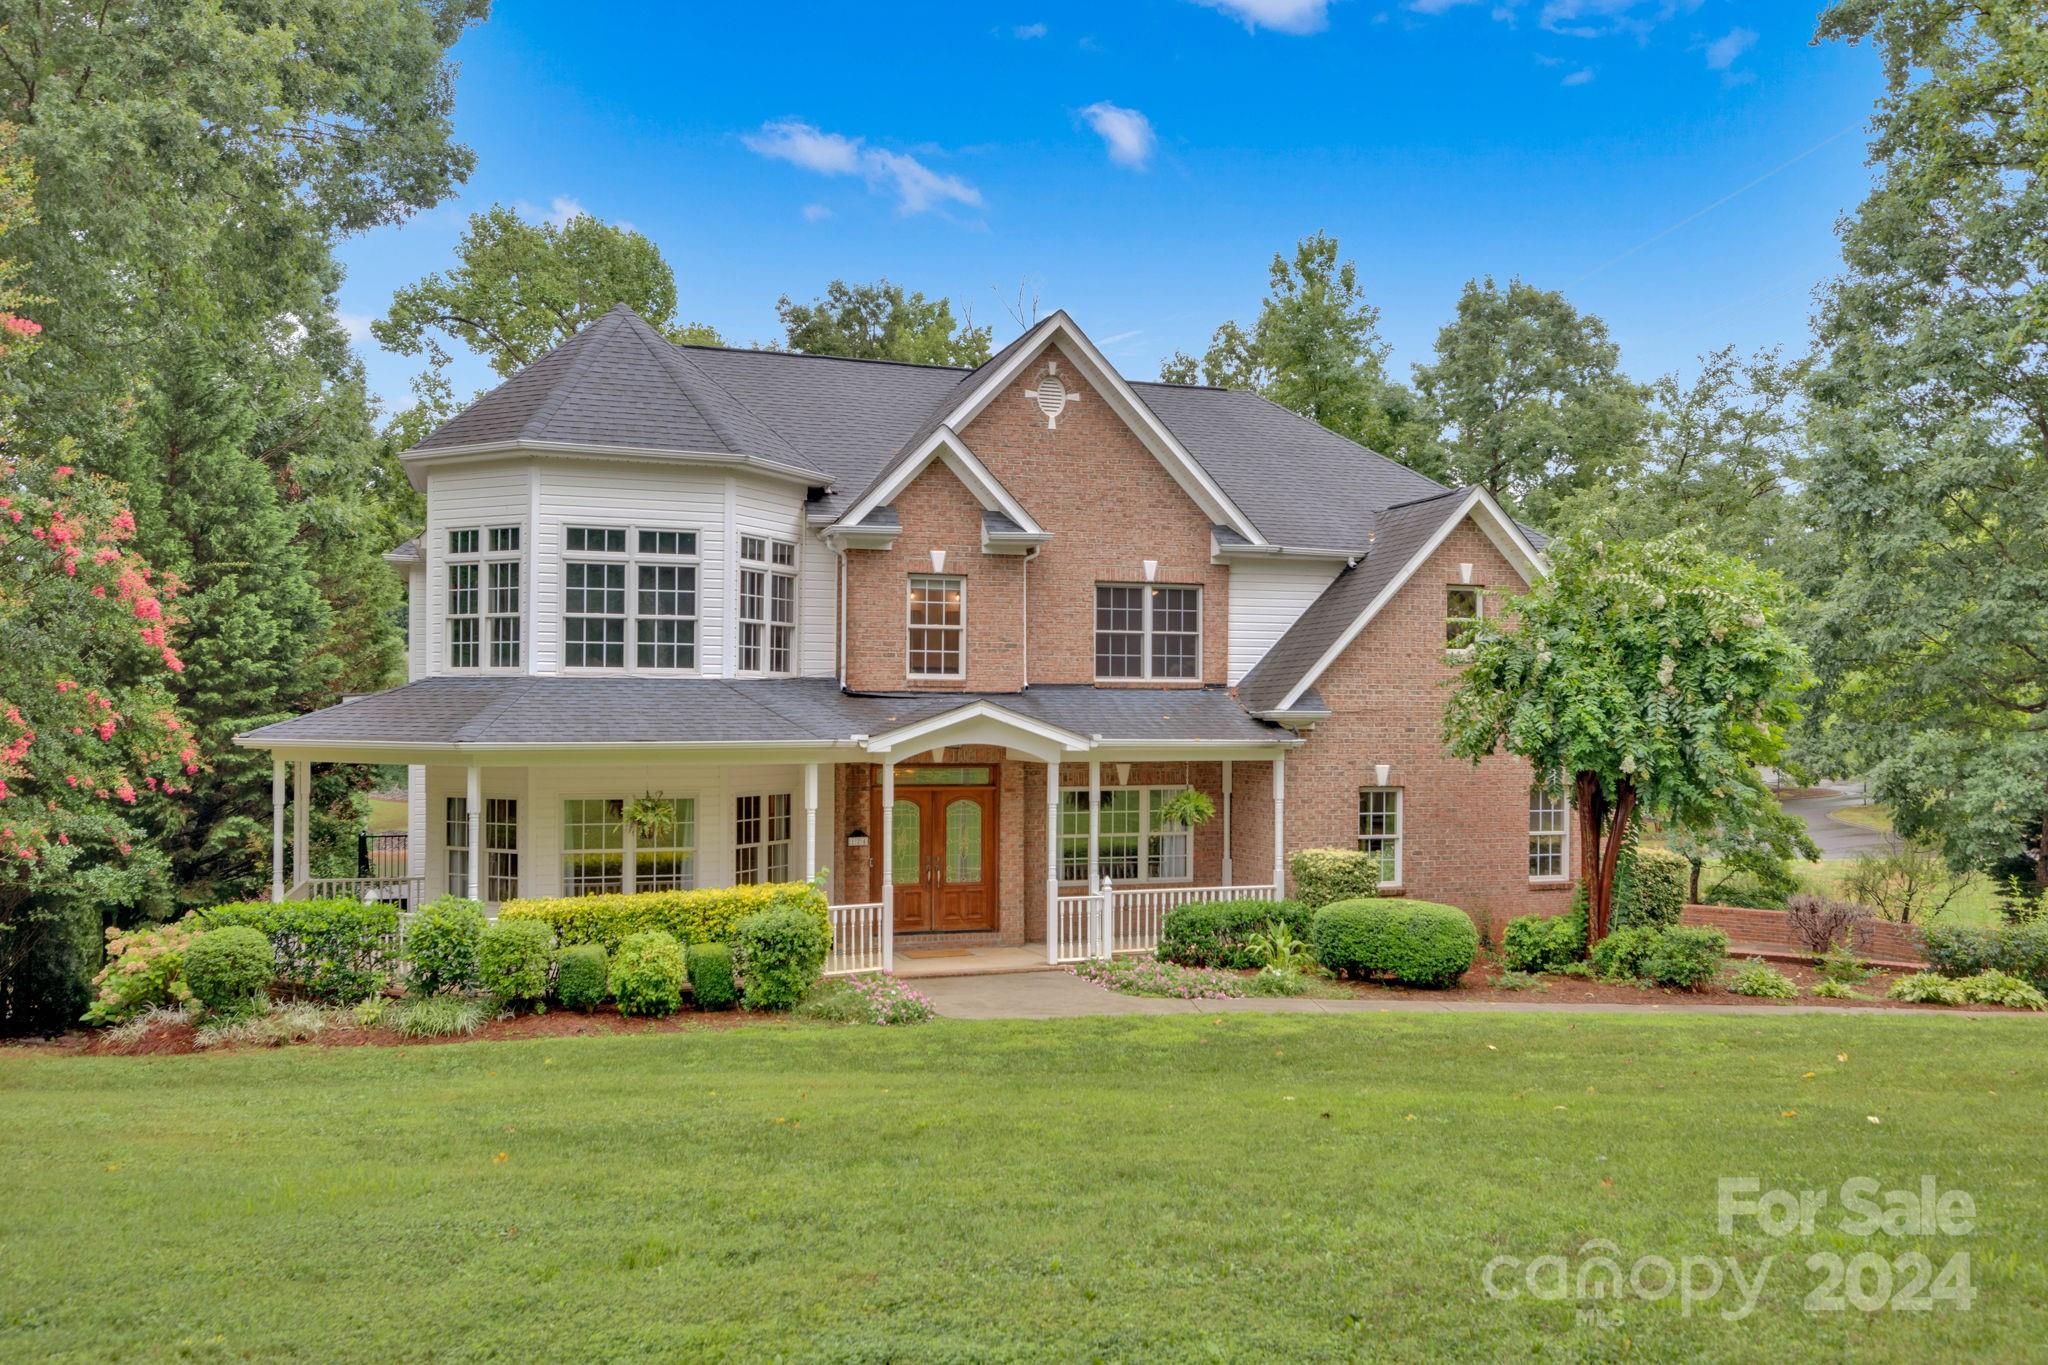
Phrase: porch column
[
  {"left": 1221, "top": 759, "right": 1234, "bottom": 886},
  {"left": 292, "top": 759, "right": 312, "bottom": 892},
  {"left": 465, "top": 764, "right": 482, "bottom": 903},
  {"left": 1272, "top": 751, "right": 1287, "bottom": 894},
  {"left": 1087, "top": 757, "right": 1102, "bottom": 892},
  {"left": 879, "top": 757, "right": 895, "bottom": 966},
  {"left": 802, "top": 761, "right": 819, "bottom": 883},
  {"left": 1044, "top": 764, "right": 1060, "bottom": 964},
  {"left": 270, "top": 757, "right": 286, "bottom": 902}
]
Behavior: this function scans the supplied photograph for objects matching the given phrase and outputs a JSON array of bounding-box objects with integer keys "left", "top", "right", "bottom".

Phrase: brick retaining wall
[{"left": 1681, "top": 903, "right": 1926, "bottom": 966}]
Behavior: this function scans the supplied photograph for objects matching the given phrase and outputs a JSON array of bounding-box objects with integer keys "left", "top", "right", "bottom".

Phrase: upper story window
[
  {"left": 907, "top": 575, "right": 965, "bottom": 678},
  {"left": 447, "top": 525, "right": 522, "bottom": 670},
  {"left": 562, "top": 526, "right": 698, "bottom": 671},
  {"left": 1529, "top": 784, "right": 1569, "bottom": 882},
  {"left": 738, "top": 536, "right": 796, "bottom": 675},
  {"left": 1446, "top": 585, "right": 1483, "bottom": 648},
  {"left": 1095, "top": 584, "right": 1201, "bottom": 681}
]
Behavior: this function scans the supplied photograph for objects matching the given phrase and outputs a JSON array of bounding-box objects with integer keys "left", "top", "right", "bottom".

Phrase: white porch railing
[
  {"left": 1050, "top": 890, "right": 1102, "bottom": 963},
  {"left": 292, "top": 876, "right": 429, "bottom": 910},
  {"left": 825, "top": 902, "right": 888, "bottom": 976},
  {"left": 1112, "top": 884, "right": 1278, "bottom": 956}
]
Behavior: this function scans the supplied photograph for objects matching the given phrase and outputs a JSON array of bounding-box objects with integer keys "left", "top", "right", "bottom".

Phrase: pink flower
[
  {"left": 52, "top": 464, "right": 72, "bottom": 477},
  {"left": 115, "top": 782, "right": 136, "bottom": 805},
  {"left": 96, "top": 720, "right": 115, "bottom": 740},
  {"left": 2, "top": 314, "right": 43, "bottom": 337}
]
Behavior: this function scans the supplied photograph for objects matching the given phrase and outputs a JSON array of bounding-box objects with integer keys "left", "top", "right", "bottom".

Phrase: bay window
[
  {"left": 447, "top": 525, "right": 522, "bottom": 670},
  {"left": 562, "top": 525, "right": 698, "bottom": 671},
  {"left": 738, "top": 536, "right": 796, "bottom": 675}
]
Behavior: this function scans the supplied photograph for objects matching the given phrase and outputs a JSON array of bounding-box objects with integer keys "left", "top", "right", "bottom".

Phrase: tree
[
  {"left": 377, "top": 204, "right": 721, "bottom": 390},
  {"left": 1159, "top": 233, "right": 1439, "bottom": 469},
  {"left": 1799, "top": 0, "right": 2048, "bottom": 892},
  {"left": 777, "top": 279, "right": 991, "bottom": 366},
  {"left": 1412, "top": 277, "right": 1647, "bottom": 517},
  {"left": 0, "top": 453, "right": 197, "bottom": 1032},
  {"left": 1553, "top": 346, "right": 1806, "bottom": 571},
  {"left": 1444, "top": 528, "right": 1810, "bottom": 944}
]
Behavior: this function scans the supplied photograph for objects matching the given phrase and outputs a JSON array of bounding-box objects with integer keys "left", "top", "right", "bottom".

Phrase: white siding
[
  {"left": 419, "top": 761, "right": 835, "bottom": 901},
  {"left": 405, "top": 565, "right": 426, "bottom": 682},
  {"left": 1227, "top": 558, "right": 1344, "bottom": 684},
  {"left": 801, "top": 530, "right": 837, "bottom": 678}
]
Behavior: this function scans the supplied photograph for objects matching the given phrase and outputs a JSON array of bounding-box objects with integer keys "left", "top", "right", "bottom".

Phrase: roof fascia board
[
  {"left": 833, "top": 426, "right": 1043, "bottom": 535},
  {"left": 940, "top": 314, "right": 1267, "bottom": 545},
  {"left": 402, "top": 440, "right": 833, "bottom": 491},
  {"left": 859, "top": 701, "right": 1088, "bottom": 756},
  {"left": 1211, "top": 541, "right": 1359, "bottom": 564}
]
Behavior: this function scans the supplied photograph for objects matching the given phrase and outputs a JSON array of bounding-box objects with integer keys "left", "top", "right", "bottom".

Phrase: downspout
[{"left": 1021, "top": 545, "right": 1041, "bottom": 690}]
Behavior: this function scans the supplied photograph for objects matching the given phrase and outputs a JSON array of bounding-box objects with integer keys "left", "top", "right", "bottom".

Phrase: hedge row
[
  {"left": 1923, "top": 921, "right": 2048, "bottom": 989},
  {"left": 196, "top": 898, "right": 399, "bottom": 1003},
  {"left": 1157, "top": 899, "right": 1311, "bottom": 969},
  {"left": 499, "top": 881, "right": 831, "bottom": 953}
]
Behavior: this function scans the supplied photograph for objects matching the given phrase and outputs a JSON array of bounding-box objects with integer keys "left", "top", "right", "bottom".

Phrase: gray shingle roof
[
  {"left": 238, "top": 678, "right": 1287, "bottom": 750},
  {"left": 1236, "top": 491, "right": 1473, "bottom": 715}
]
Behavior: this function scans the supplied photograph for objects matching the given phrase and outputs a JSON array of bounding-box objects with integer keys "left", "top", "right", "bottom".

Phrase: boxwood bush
[
  {"left": 1614, "top": 847, "right": 1689, "bottom": 930},
  {"left": 732, "top": 908, "right": 830, "bottom": 1011},
  {"left": 1156, "top": 898, "right": 1310, "bottom": 968},
  {"left": 1289, "top": 848, "right": 1381, "bottom": 909},
  {"left": 196, "top": 898, "right": 399, "bottom": 1002},
  {"left": 611, "top": 931, "right": 687, "bottom": 1017},
  {"left": 688, "top": 942, "right": 739, "bottom": 1010},
  {"left": 477, "top": 918, "right": 554, "bottom": 1010},
  {"left": 405, "top": 897, "right": 487, "bottom": 996},
  {"left": 182, "top": 927, "right": 275, "bottom": 1018},
  {"left": 1310, "top": 898, "right": 1477, "bottom": 988},
  {"left": 555, "top": 944, "right": 608, "bottom": 1012},
  {"left": 499, "top": 881, "right": 830, "bottom": 953}
]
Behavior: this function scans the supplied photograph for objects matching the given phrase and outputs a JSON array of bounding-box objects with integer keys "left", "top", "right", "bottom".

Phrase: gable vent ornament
[{"left": 1026, "top": 360, "right": 1080, "bottom": 429}]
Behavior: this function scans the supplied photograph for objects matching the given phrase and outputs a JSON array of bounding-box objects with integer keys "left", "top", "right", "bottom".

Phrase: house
[{"left": 236, "top": 306, "right": 1564, "bottom": 968}]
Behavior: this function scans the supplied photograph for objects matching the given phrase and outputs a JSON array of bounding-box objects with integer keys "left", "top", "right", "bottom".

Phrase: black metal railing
[{"left": 358, "top": 831, "right": 409, "bottom": 879}]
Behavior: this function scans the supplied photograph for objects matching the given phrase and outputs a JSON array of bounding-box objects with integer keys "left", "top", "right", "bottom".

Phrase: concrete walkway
[{"left": 911, "top": 971, "right": 2027, "bottom": 1022}]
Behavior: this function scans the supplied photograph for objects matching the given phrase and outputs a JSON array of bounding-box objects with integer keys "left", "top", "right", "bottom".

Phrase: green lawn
[
  {"left": 3, "top": 1013, "right": 2043, "bottom": 1360},
  {"left": 1831, "top": 804, "right": 1895, "bottom": 834},
  {"left": 365, "top": 796, "right": 408, "bottom": 833}
]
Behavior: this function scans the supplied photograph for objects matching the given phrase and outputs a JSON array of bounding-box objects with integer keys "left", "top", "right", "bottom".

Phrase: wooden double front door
[{"left": 872, "top": 783, "right": 998, "bottom": 933}]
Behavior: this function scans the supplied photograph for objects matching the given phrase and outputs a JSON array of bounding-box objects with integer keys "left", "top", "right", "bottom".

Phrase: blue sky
[{"left": 334, "top": 0, "right": 1883, "bottom": 418}]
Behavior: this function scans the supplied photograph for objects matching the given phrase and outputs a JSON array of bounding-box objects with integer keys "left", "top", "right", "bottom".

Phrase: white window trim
[
  {"left": 1358, "top": 786, "right": 1403, "bottom": 888},
  {"left": 905, "top": 573, "right": 967, "bottom": 680},
  {"left": 735, "top": 535, "right": 798, "bottom": 679},
  {"left": 1445, "top": 584, "right": 1484, "bottom": 656},
  {"left": 445, "top": 795, "right": 471, "bottom": 897},
  {"left": 484, "top": 796, "right": 521, "bottom": 902},
  {"left": 733, "top": 791, "right": 795, "bottom": 885},
  {"left": 558, "top": 792, "right": 701, "bottom": 896},
  {"left": 444, "top": 524, "right": 527, "bottom": 674},
  {"left": 1528, "top": 783, "right": 1571, "bottom": 884},
  {"left": 558, "top": 523, "right": 703, "bottom": 674},
  {"left": 1056, "top": 785, "right": 1195, "bottom": 885},
  {"left": 1093, "top": 582, "right": 1203, "bottom": 682}
]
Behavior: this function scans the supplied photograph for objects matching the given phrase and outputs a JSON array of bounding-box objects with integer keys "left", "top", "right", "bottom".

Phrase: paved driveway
[{"left": 1778, "top": 780, "right": 1888, "bottom": 860}]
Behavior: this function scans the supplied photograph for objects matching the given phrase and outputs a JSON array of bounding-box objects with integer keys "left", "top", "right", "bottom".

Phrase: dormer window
[
  {"left": 447, "top": 525, "right": 522, "bottom": 670},
  {"left": 738, "top": 536, "right": 796, "bottom": 675}
]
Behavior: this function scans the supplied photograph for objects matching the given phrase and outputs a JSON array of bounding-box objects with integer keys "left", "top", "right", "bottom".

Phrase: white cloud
[
  {"left": 801, "top": 203, "right": 833, "bottom": 222},
  {"left": 1408, "top": 0, "right": 1478, "bottom": 14},
  {"left": 542, "top": 196, "right": 587, "bottom": 227},
  {"left": 742, "top": 119, "right": 982, "bottom": 214},
  {"left": 1098, "top": 328, "right": 1143, "bottom": 345},
  {"left": 1704, "top": 26, "right": 1756, "bottom": 70},
  {"left": 1561, "top": 66, "right": 1595, "bottom": 84},
  {"left": 1079, "top": 102, "right": 1157, "bottom": 170},
  {"left": 1189, "top": 0, "right": 1331, "bottom": 35},
  {"left": 335, "top": 311, "right": 375, "bottom": 343},
  {"left": 1013, "top": 21, "right": 1047, "bottom": 38}
]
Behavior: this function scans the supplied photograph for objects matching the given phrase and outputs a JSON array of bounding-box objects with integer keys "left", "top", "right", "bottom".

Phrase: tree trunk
[
  {"left": 1590, "top": 782, "right": 1638, "bottom": 943},
  {"left": 1574, "top": 771, "right": 1605, "bottom": 950},
  {"left": 1689, "top": 858, "right": 1702, "bottom": 905}
]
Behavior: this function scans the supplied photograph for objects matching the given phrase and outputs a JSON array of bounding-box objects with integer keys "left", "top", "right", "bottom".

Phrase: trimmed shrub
[
  {"left": 1889, "top": 971, "right": 1967, "bottom": 1005},
  {"left": 1500, "top": 906, "right": 1587, "bottom": 973},
  {"left": 500, "top": 881, "right": 830, "bottom": 953},
  {"left": 405, "top": 897, "right": 486, "bottom": 996},
  {"left": 477, "top": 919, "right": 554, "bottom": 1010},
  {"left": 1923, "top": 921, "right": 2048, "bottom": 989},
  {"left": 1311, "top": 898, "right": 1477, "bottom": 988},
  {"left": 732, "top": 909, "right": 830, "bottom": 1011},
  {"left": 1641, "top": 926, "right": 1727, "bottom": 990},
  {"left": 1289, "top": 848, "right": 1381, "bottom": 909},
  {"left": 1588, "top": 925, "right": 1663, "bottom": 981},
  {"left": 556, "top": 944, "right": 608, "bottom": 1012},
  {"left": 1958, "top": 969, "right": 2048, "bottom": 1011},
  {"left": 612, "top": 931, "right": 687, "bottom": 1017},
  {"left": 196, "top": 898, "right": 398, "bottom": 1002},
  {"left": 182, "top": 927, "right": 274, "bottom": 1018},
  {"left": 84, "top": 918, "right": 200, "bottom": 1025},
  {"left": 1728, "top": 959, "right": 1798, "bottom": 999},
  {"left": 1157, "top": 898, "right": 1311, "bottom": 969},
  {"left": 687, "top": 942, "right": 739, "bottom": 1010},
  {"left": 1613, "top": 847, "right": 1688, "bottom": 931}
]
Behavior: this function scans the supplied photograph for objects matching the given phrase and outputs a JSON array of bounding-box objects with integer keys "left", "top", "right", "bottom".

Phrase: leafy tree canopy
[
  {"left": 1412, "top": 276, "right": 1648, "bottom": 519},
  {"left": 1799, "top": 0, "right": 2048, "bottom": 889},
  {"left": 777, "top": 279, "right": 991, "bottom": 367},
  {"left": 1444, "top": 527, "right": 1810, "bottom": 942}
]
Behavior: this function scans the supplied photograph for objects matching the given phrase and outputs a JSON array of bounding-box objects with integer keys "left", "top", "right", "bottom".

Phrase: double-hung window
[
  {"left": 734, "top": 793, "right": 792, "bottom": 884},
  {"left": 563, "top": 526, "right": 699, "bottom": 670},
  {"left": 1446, "top": 585, "right": 1483, "bottom": 649},
  {"left": 559, "top": 795, "right": 695, "bottom": 896},
  {"left": 1094, "top": 584, "right": 1201, "bottom": 680},
  {"left": 445, "top": 796, "right": 471, "bottom": 896},
  {"left": 1058, "top": 787, "right": 1194, "bottom": 883},
  {"left": 1357, "top": 787, "right": 1403, "bottom": 886},
  {"left": 484, "top": 798, "right": 520, "bottom": 901},
  {"left": 1529, "top": 784, "right": 1569, "bottom": 881},
  {"left": 907, "top": 575, "right": 965, "bottom": 677},
  {"left": 447, "top": 526, "right": 523, "bottom": 669},
  {"left": 635, "top": 797, "right": 697, "bottom": 892},
  {"left": 738, "top": 536, "right": 797, "bottom": 675}
]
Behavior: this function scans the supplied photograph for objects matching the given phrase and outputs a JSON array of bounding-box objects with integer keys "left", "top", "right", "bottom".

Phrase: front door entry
[{"left": 879, "top": 785, "right": 998, "bottom": 932}]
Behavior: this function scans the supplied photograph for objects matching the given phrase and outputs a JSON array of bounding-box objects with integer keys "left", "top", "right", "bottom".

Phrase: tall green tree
[
  {"left": 1444, "top": 529, "right": 1810, "bottom": 943},
  {"left": 1160, "top": 233, "right": 1435, "bottom": 467},
  {"left": 777, "top": 279, "right": 991, "bottom": 366},
  {"left": 1412, "top": 276, "right": 1647, "bottom": 518},
  {"left": 1800, "top": 0, "right": 2048, "bottom": 892}
]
